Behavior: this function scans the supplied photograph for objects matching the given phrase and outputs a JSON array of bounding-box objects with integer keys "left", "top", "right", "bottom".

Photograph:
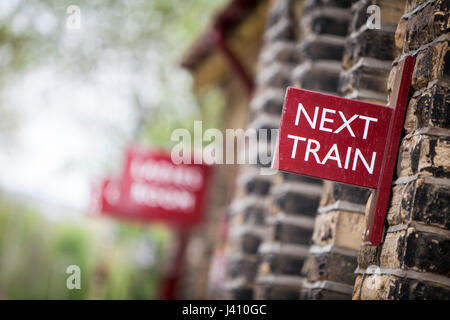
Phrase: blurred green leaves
[
  {"left": 0, "top": 0, "right": 228, "bottom": 300},
  {"left": 0, "top": 0, "right": 228, "bottom": 78},
  {"left": 0, "top": 0, "right": 228, "bottom": 155},
  {"left": 0, "top": 195, "right": 172, "bottom": 299}
]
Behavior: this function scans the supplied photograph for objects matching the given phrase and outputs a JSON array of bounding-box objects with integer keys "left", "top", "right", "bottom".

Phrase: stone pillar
[
  {"left": 223, "top": 0, "right": 298, "bottom": 300},
  {"left": 254, "top": 0, "right": 332, "bottom": 299},
  {"left": 300, "top": 0, "right": 405, "bottom": 300},
  {"left": 354, "top": 0, "right": 450, "bottom": 299},
  {"left": 296, "top": 0, "right": 377, "bottom": 300}
]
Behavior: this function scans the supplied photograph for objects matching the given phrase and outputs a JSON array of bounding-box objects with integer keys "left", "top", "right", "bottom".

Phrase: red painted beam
[
  {"left": 212, "top": 28, "right": 254, "bottom": 94},
  {"left": 159, "top": 228, "right": 190, "bottom": 300}
]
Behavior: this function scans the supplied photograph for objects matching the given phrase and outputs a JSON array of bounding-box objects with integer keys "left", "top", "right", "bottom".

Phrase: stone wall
[
  {"left": 253, "top": 0, "right": 324, "bottom": 300},
  {"left": 353, "top": 0, "right": 450, "bottom": 300},
  {"left": 212, "top": 0, "right": 449, "bottom": 300},
  {"left": 223, "top": 0, "right": 299, "bottom": 299},
  {"left": 294, "top": 0, "right": 360, "bottom": 300}
]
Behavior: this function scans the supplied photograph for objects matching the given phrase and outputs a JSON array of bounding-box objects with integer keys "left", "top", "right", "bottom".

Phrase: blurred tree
[
  {"left": 0, "top": 0, "right": 227, "bottom": 143},
  {"left": 0, "top": 0, "right": 228, "bottom": 299},
  {"left": 0, "top": 195, "right": 172, "bottom": 299}
]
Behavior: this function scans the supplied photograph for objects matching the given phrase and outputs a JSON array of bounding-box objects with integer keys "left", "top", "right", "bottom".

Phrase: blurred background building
[
  {"left": 0, "top": 0, "right": 448, "bottom": 300},
  {"left": 182, "top": 0, "right": 449, "bottom": 300}
]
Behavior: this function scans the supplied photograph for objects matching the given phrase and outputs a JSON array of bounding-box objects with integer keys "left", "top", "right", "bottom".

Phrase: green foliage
[
  {"left": 1, "top": 0, "right": 227, "bottom": 77},
  {"left": 139, "top": 83, "right": 227, "bottom": 149},
  {"left": 0, "top": 0, "right": 228, "bottom": 149},
  {"left": 0, "top": 196, "right": 172, "bottom": 299},
  {"left": 0, "top": 0, "right": 227, "bottom": 299}
]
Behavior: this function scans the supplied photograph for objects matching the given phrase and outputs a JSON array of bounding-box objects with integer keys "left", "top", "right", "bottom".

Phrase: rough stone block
[
  {"left": 256, "top": 285, "right": 300, "bottom": 299},
  {"left": 306, "top": 251, "right": 357, "bottom": 284},
  {"left": 353, "top": 273, "right": 391, "bottom": 300},
  {"left": 405, "top": 0, "right": 431, "bottom": 14},
  {"left": 260, "top": 254, "right": 306, "bottom": 276},
  {"left": 243, "top": 205, "right": 266, "bottom": 225},
  {"left": 410, "top": 179, "right": 450, "bottom": 228},
  {"left": 389, "top": 276, "right": 450, "bottom": 299},
  {"left": 395, "top": 18, "right": 407, "bottom": 51},
  {"left": 357, "top": 244, "right": 382, "bottom": 269},
  {"left": 260, "top": 41, "right": 297, "bottom": 66},
  {"left": 280, "top": 171, "right": 323, "bottom": 185},
  {"left": 387, "top": 182, "right": 415, "bottom": 226},
  {"left": 309, "top": 15, "right": 350, "bottom": 37},
  {"left": 256, "top": 62, "right": 294, "bottom": 88},
  {"left": 343, "top": 29, "right": 396, "bottom": 68},
  {"left": 380, "top": 228, "right": 450, "bottom": 275},
  {"left": 433, "top": 0, "right": 450, "bottom": 38},
  {"left": 226, "top": 287, "right": 254, "bottom": 300},
  {"left": 250, "top": 88, "right": 285, "bottom": 115},
  {"left": 405, "top": 1, "right": 437, "bottom": 51},
  {"left": 291, "top": 63, "right": 341, "bottom": 93},
  {"left": 403, "top": 229, "right": 450, "bottom": 275},
  {"left": 380, "top": 230, "right": 405, "bottom": 269},
  {"left": 245, "top": 177, "right": 272, "bottom": 196},
  {"left": 273, "top": 191, "right": 321, "bottom": 216},
  {"left": 226, "top": 255, "right": 259, "bottom": 281},
  {"left": 272, "top": 222, "right": 314, "bottom": 245},
  {"left": 301, "top": 287, "right": 351, "bottom": 300},
  {"left": 296, "top": 37, "right": 345, "bottom": 62},
  {"left": 388, "top": 179, "right": 450, "bottom": 229},
  {"left": 311, "top": 210, "right": 365, "bottom": 249},
  {"left": 355, "top": 273, "right": 450, "bottom": 300},
  {"left": 387, "top": 62, "right": 400, "bottom": 99},
  {"left": 266, "top": 0, "right": 294, "bottom": 29},
  {"left": 339, "top": 64, "right": 391, "bottom": 97},
  {"left": 404, "top": 84, "right": 450, "bottom": 134},
  {"left": 405, "top": 0, "right": 450, "bottom": 51},
  {"left": 412, "top": 40, "right": 449, "bottom": 91},
  {"left": 304, "top": 0, "right": 353, "bottom": 11},
  {"left": 229, "top": 232, "right": 262, "bottom": 255},
  {"left": 264, "top": 16, "right": 296, "bottom": 42},
  {"left": 331, "top": 183, "right": 372, "bottom": 205},
  {"left": 398, "top": 134, "right": 450, "bottom": 178}
]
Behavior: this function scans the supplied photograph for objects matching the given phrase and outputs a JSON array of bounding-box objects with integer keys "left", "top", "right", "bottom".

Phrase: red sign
[
  {"left": 115, "top": 147, "right": 211, "bottom": 225},
  {"left": 91, "top": 178, "right": 121, "bottom": 215},
  {"left": 91, "top": 147, "right": 211, "bottom": 300},
  {"left": 272, "top": 88, "right": 393, "bottom": 189},
  {"left": 272, "top": 56, "right": 416, "bottom": 245}
]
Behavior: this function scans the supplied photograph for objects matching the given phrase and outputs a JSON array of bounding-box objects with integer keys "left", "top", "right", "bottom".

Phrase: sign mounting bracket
[
  {"left": 363, "top": 55, "right": 416, "bottom": 246},
  {"left": 272, "top": 56, "right": 416, "bottom": 247}
]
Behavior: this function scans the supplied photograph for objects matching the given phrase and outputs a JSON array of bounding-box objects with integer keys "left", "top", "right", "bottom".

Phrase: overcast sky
[{"left": 0, "top": 63, "right": 139, "bottom": 214}]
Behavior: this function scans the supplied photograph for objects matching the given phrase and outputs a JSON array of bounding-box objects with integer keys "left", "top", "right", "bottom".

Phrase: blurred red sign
[
  {"left": 272, "top": 87, "right": 393, "bottom": 189},
  {"left": 91, "top": 178, "right": 121, "bottom": 215},
  {"left": 116, "top": 147, "right": 210, "bottom": 225},
  {"left": 92, "top": 147, "right": 210, "bottom": 226}
]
